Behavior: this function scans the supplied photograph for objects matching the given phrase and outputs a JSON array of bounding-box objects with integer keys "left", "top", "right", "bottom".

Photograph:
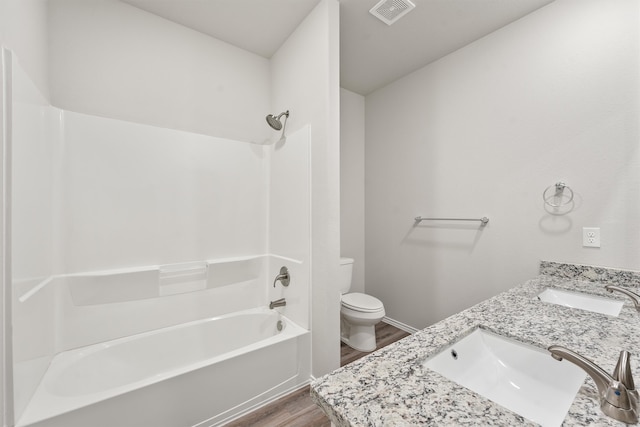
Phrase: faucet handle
[
  {"left": 613, "top": 350, "right": 635, "bottom": 391},
  {"left": 273, "top": 266, "right": 290, "bottom": 288},
  {"left": 604, "top": 351, "right": 638, "bottom": 422},
  {"left": 602, "top": 383, "right": 635, "bottom": 421}
]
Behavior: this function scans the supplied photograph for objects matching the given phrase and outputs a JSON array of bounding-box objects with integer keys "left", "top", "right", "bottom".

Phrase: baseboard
[{"left": 382, "top": 316, "right": 420, "bottom": 334}]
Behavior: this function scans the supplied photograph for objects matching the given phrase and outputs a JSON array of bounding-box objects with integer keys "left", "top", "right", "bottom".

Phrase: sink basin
[
  {"left": 537, "top": 288, "right": 623, "bottom": 317},
  {"left": 422, "top": 328, "right": 586, "bottom": 427}
]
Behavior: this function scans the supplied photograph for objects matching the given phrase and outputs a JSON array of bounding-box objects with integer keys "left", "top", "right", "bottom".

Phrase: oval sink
[
  {"left": 422, "top": 328, "right": 586, "bottom": 427},
  {"left": 537, "top": 288, "right": 623, "bottom": 317}
]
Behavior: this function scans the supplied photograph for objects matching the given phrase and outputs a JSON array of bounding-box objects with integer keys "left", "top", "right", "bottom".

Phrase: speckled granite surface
[
  {"left": 311, "top": 264, "right": 640, "bottom": 426},
  {"left": 540, "top": 261, "right": 640, "bottom": 287}
]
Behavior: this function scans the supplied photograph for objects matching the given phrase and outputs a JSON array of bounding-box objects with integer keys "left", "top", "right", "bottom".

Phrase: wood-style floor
[{"left": 225, "top": 322, "right": 410, "bottom": 427}]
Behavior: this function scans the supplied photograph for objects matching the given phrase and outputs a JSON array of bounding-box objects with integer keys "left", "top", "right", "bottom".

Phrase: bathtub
[{"left": 17, "top": 307, "right": 310, "bottom": 427}]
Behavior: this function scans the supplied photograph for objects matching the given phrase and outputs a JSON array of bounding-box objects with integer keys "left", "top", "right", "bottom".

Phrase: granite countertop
[{"left": 311, "top": 262, "right": 640, "bottom": 426}]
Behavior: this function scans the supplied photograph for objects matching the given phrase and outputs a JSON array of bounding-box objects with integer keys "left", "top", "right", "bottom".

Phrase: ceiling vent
[{"left": 369, "top": 0, "right": 416, "bottom": 26}]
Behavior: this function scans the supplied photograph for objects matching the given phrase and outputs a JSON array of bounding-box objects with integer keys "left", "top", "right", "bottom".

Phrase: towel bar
[{"left": 414, "top": 216, "right": 489, "bottom": 225}]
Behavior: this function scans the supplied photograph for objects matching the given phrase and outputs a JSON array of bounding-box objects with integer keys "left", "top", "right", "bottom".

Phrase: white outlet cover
[{"left": 583, "top": 227, "right": 601, "bottom": 248}]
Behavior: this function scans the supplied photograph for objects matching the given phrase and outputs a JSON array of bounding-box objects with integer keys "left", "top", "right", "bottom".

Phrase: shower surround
[{"left": 11, "top": 58, "right": 311, "bottom": 426}]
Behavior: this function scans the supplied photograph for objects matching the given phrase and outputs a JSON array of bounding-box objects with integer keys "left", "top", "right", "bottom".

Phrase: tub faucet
[
  {"left": 606, "top": 285, "right": 640, "bottom": 312},
  {"left": 548, "top": 345, "right": 638, "bottom": 424},
  {"left": 269, "top": 298, "right": 286, "bottom": 309}
]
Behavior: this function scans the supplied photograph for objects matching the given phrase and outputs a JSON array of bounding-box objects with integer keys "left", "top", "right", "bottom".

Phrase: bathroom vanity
[{"left": 311, "top": 262, "right": 640, "bottom": 426}]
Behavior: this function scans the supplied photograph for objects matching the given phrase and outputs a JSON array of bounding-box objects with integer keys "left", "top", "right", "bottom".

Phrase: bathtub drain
[{"left": 277, "top": 320, "right": 283, "bottom": 331}]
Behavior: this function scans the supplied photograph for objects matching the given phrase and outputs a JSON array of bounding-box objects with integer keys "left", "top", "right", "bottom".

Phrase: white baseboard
[{"left": 382, "top": 316, "right": 420, "bottom": 334}]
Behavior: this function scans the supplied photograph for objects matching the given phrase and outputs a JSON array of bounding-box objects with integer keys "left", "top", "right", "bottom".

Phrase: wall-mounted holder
[
  {"left": 543, "top": 182, "right": 574, "bottom": 207},
  {"left": 414, "top": 216, "right": 489, "bottom": 226},
  {"left": 273, "top": 266, "right": 290, "bottom": 287}
]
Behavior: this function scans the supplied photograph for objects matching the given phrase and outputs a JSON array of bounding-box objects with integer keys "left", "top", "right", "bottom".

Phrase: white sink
[
  {"left": 537, "top": 288, "right": 623, "bottom": 317},
  {"left": 422, "top": 328, "right": 586, "bottom": 427}
]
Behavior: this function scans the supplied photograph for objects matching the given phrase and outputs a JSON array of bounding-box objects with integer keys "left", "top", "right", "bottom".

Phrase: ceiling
[{"left": 121, "top": 0, "right": 555, "bottom": 95}]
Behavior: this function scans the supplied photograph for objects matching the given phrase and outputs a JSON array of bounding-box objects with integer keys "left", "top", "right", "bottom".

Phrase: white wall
[
  {"left": 10, "top": 59, "right": 55, "bottom": 422},
  {"left": 268, "top": 125, "right": 311, "bottom": 330},
  {"left": 12, "top": 65, "right": 53, "bottom": 281},
  {"left": 340, "top": 88, "right": 365, "bottom": 293},
  {"left": 56, "top": 110, "right": 268, "bottom": 273},
  {"left": 47, "top": 0, "right": 271, "bottom": 144},
  {"left": 0, "top": 48, "right": 11, "bottom": 427},
  {"left": 0, "top": 0, "right": 48, "bottom": 99},
  {"left": 270, "top": 0, "right": 341, "bottom": 376},
  {"left": 365, "top": 0, "right": 640, "bottom": 329},
  {"left": 0, "top": 1, "right": 50, "bottom": 422}
]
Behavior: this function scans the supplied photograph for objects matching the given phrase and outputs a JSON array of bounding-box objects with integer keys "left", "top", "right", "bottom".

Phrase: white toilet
[{"left": 339, "top": 257, "right": 385, "bottom": 352}]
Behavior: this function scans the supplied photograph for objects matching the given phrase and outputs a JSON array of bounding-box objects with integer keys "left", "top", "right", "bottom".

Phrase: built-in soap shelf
[{"left": 159, "top": 262, "right": 207, "bottom": 296}]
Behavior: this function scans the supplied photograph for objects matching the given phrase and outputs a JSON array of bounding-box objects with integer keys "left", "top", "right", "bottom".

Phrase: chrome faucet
[
  {"left": 548, "top": 345, "right": 638, "bottom": 424},
  {"left": 606, "top": 285, "right": 640, "bottom": 312},
  {"left": 269, "top": 298, "right": 286, "bottom": 309}
]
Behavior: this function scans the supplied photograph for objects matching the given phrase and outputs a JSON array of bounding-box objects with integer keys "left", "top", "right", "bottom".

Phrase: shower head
[{"left": 266, "top": 110, "right": 289, "bottom": 131}]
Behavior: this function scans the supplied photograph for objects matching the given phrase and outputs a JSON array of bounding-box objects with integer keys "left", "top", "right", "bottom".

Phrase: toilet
[{"left": 339, "top": 257, "right": 385, "bottom": 352}]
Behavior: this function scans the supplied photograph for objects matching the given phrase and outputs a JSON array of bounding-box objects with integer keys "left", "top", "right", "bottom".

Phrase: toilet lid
[{"left": 342, "top": 293, "right": 384, "bottom": 313}]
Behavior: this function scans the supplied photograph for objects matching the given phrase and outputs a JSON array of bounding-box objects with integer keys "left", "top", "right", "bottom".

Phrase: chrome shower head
[{"left": 266, "top": 110, "right": 289, "bottom": 131}]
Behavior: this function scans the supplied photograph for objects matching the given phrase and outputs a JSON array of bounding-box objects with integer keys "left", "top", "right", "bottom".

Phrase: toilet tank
[{"left": 338, "top": 257, "right": 354, "bottom": 294}]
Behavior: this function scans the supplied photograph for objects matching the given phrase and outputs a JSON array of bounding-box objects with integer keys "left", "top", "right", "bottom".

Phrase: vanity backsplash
[{"left": 540, "top": 261, "right": 640, "bottom": 287}]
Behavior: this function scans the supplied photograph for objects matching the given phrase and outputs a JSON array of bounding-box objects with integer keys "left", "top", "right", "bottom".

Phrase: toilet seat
[{"left": 341, "top": 293, "right": 384, "bottom": 313}]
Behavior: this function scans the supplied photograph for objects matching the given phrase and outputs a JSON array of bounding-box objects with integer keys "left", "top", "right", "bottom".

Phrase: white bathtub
[{"left": 17, "top": 307, "right": 310, "bottom": 427}]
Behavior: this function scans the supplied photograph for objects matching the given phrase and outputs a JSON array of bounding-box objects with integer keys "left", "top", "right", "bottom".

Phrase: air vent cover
[{"left": 369, "top": 0, "right": 416, "bottom": 26}]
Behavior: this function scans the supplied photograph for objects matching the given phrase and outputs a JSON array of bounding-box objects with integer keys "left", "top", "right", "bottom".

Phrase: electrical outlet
[{"left": 583, "top": 227, "right": 600, "bottom": 248}]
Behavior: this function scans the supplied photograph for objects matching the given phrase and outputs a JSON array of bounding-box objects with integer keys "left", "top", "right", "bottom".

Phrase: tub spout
[
  {"left": 269, "top": 298, "right": 286, "bottom": 309},
  {"left": 606, "top": 285, "right": 640, "bottom": 312},
  {"left": 548, "top": 345, "right": 638, "bottom": 424}
]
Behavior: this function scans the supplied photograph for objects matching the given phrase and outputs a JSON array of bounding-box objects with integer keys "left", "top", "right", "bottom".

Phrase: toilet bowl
[{"left": 339, "top": 258, "right": 385, "bottom": 352}]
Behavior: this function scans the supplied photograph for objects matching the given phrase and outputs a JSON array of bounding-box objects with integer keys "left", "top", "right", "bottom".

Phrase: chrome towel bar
[{"left": 414, "top": 216, "right": 489, "bottom": 225}]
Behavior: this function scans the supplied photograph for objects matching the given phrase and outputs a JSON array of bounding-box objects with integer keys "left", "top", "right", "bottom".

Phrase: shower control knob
[{"left": 273, "top": 266, "right": 290, "bottom": 287}]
